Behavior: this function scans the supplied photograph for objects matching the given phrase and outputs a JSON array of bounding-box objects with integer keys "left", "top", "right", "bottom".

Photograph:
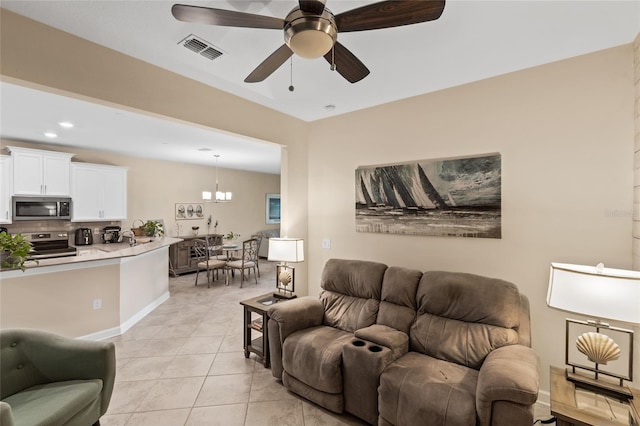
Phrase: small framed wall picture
[
  {"left": 176, "top": 203, "right": 204, "bottom": 220},
  {"left": 266, "top": 193, "right": 280, "bottom": 224}
]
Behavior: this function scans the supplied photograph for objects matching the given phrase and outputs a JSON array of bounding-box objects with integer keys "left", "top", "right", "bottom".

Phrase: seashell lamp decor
[
  {"left": 547, "top": 262, "right": 640, "bottom": 399},
  {"left": 575, "top": 332, "right": 621, "bottom": 365},
  {"left": 278, "top": 269, "right": 292, "bottom": 287}
]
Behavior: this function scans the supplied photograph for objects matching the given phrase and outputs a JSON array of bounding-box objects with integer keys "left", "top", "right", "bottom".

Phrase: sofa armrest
[
  {"left": 30, "top": 332, "right": 116, "bottom": 416},
  {"left": 476, "top": 345, "right": 540, "bottom": 426},
  {"left": 0, "top": 402, "right": 15, "bottom": 426},
  {"left": 267, "top": 297, "right": 324, "bottom": 379},
  {"left": 354, "top": 324, "right": 409, "bottom": 360},
  {"left": 267, "top": 297, "right": 324, "bottom": 341}
]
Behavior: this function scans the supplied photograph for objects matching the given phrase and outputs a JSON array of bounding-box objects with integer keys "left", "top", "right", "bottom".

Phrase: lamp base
[
  {"left": 273, "top": 291, "right": 297, "bottom": 300},
  {"left": 565, "top": 369, "right": 633, "bottom": 400}
]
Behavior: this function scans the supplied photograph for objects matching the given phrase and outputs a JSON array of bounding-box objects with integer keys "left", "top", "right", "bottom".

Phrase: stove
[{"left": 25, "top": 231, "right": 77, "bottom": 260}]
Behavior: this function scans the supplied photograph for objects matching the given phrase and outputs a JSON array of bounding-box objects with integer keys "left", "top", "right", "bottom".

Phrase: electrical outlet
[
  {"left": 322, "top": 239, "right": 331, "bottom": 249},
  {"left": 92, "top": 299, "right": 102, "bottom": 310}
]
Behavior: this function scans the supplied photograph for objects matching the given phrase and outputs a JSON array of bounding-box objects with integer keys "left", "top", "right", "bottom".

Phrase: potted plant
[
  {"left": 0, "top": 232, "right": 35, "bottom": 271},
  {"left": 141, "top": 220, "right": 164, "bottom": 238},
  {"left": 224, "top": 231, "right": 240, "bottom": 244}
]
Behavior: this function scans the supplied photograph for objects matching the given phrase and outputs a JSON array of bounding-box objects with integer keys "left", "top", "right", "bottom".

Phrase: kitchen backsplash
[{"left": 4, "top": 221, "right": 122, "bottom": 244}]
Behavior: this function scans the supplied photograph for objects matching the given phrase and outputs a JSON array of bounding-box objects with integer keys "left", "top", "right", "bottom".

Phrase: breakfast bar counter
[{"left": 0, "top": 237, "right": 182, "bottom": 340}]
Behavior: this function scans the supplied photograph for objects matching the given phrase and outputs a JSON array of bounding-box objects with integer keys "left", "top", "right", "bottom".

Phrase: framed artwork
[
  {"left": 356, "top": 153, "right": 501, "bottom": 239},
  {"left": 266, "top": 193, "right": 281, "bottom": 224},
  {"left": 175, "top": 203, "right": 204, "bottom": 220}
]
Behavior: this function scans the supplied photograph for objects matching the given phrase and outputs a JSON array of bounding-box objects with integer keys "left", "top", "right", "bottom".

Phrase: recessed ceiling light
[
  {"left": 44, "top": 132, "right": 58, "bottom": 138},
  {"left": 197, "top": 147, "right": 212, "bottom": 152},
  {"left": 324, "top": 104, "right": 336, "bottom": 111},
  {"left": 58, "top": 121, "right": 74, "bottom": 128}
]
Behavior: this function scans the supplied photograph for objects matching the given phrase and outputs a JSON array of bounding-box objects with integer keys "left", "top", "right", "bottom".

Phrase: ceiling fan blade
[
  {"left": 336, "top": 0, "right": 445, "bottom": 33},
  {"left": 323, "top": 42, "right": 370, "bottom": 83},
  {"left": 172, "top": 4, "right": 285, "bottom": 30},
  {"left": 299, "top": 0, "right": 326, "bottom": 15},
  {"left": 245, "top": 45, "right": 294, "bottom": 83}
]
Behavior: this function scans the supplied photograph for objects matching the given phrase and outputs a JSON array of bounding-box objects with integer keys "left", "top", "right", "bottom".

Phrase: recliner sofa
[
  {"left": 0, "top": 329, "right": 116, "bottom": 426},
  {"left": 267, "top": 259, "right": 540, "bottom": 426}
]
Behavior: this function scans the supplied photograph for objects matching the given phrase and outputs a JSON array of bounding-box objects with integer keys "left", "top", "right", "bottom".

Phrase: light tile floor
[
  {"left": 102, "top": 260, "right": 551, "bottom": 426},
  {"left": 102, "top": 261, "right": 366, "bottom": 426}
]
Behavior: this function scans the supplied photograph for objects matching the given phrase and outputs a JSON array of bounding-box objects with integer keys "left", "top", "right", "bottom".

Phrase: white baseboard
[
  {"left": 120, "top": 291, "right": 170, "bottom": 334},
  {"left": 79, "top": 291, "right": 170, "bottom": 341},
  {"left": 78, "top": 326, "right": 121, "bottom": 341},
  {"left": 536, "top": 389, "right": 550, "bottom": 407}
]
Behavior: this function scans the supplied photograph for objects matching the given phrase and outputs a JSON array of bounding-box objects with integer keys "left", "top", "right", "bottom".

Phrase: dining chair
[
  {"left": 193, "top": 238, "right": 226, "bottom": 288},
  {"left": 205, "top": 234, "right": 224, "bottom": 259},
  {"left": 226, "top": 238, "right": 259, "bottom": 287},
  {"left": 250, "top": 234, "right": 263, "bottom": 277}
]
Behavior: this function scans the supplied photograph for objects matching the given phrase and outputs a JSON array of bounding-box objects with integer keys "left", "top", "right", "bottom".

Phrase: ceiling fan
[{"left": 172, "top": 0, "right": 445, "bottom": 84}]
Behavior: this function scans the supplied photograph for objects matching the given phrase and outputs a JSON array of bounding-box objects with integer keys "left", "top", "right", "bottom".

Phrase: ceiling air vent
[{"left": 179, "top": 34, "right": 224, "bottom": 61}]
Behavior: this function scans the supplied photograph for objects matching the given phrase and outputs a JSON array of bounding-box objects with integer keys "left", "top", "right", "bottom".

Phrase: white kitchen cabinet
[
  {"left": 71, "top": 163, "right": 128, "bottom": 221},
  {"left": 0, "top": 155, "right": 13, "bottom": 224},
  {"left": 8, "top": 146, "right": 74, "bottom": 196}
]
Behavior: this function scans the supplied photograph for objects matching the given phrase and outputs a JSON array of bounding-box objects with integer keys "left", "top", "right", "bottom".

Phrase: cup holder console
[{"left": 343, "top": 337, "right": 392, "bottom": 424}]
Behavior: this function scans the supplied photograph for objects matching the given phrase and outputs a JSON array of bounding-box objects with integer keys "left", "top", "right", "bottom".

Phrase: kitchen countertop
[{"left": 16, "top": 237, "right": 183, "bottom": 271}]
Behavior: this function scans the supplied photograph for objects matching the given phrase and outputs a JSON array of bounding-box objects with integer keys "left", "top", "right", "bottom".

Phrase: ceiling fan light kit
[
  {"left": 172, "top": 0, "right": 446, "bottom": 84},
  {"left": 284, "top": 8, "right": 337, "bottom": 59}
]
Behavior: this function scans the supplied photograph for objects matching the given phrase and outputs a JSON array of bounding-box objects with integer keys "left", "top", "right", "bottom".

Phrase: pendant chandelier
[{"left": 202, "top": 155, "right": 232, "bottom": 203}]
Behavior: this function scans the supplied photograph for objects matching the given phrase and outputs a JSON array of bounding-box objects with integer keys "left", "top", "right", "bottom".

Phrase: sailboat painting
[{"left": 356, "top": 153, "right": 501, "bottom": 238}]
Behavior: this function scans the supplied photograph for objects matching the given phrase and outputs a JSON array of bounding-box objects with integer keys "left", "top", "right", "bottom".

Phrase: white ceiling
[{"left": 1, "top": 0, "right": 639, "bottom": 172}]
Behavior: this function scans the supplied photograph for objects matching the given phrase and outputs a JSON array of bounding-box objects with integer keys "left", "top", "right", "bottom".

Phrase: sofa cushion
[
  {"left": 282, "top": 326, "right": 353, "bottom": 394},
  {"left": 410, "top": 313, "right": 519, "bottom": 369},
  {"left": 320, "top": 259, "right": 387, "bottom": 299},
  {"left": 417, "top": 271, "right": 521, "bottom": 328},
  {"left": 320, "top": 259, "right": 387, "bottom": 332},
  {"left": 321, "top": 291, "right": 380, "bottom": 332},
  {"left": 378, "top": 352, "right": 478, "bottom": 426},
  {"left": 378, "top": 266, "right": 422, "bottom": 334},
  {"left": 3, "top": 379, "right": 103, "bottom": 426},
  {"left": 411, "top": 271, "right": 521, "bottom": 369}
]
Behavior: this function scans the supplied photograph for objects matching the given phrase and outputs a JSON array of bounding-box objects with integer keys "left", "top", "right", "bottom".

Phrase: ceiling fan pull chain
[
  {"left": 330, "top": 46, "right": 336, "bottom": 71},
  {"left": 289, "top": 57, "right": 295, "bottom": 92}
]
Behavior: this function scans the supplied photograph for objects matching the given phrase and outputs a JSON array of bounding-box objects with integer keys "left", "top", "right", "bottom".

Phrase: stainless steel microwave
[{"left": 12, "top": 196, "right": 72, "bottom": 221}]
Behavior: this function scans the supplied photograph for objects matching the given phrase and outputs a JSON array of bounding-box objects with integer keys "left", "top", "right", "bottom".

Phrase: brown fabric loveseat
[{"left": 267, "top": 259, "right": 540, "bottom": 426}]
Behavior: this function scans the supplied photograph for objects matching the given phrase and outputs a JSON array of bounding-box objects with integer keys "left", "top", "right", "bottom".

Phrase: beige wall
[
  {"left": 0, "top": 263, "right": 120, "bottom": 337},
  {"left": 633, "top": 34, "right": 640, "bottom": 268},
  {"left": 308, "top": 45, "right": 637, "bottom": 392}
]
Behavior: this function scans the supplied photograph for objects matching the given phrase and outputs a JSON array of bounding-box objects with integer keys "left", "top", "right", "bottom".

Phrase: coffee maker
[
  {"left": 101, "top": 226, "right": 121, "bottom": 243},
  {"left": 75, "top": 228, "right": 93, "bottom": 245}
]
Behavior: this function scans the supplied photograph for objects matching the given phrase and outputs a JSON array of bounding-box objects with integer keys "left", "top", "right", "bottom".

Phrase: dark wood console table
[{"left": 168, "top": 234, "right": 223, "bottom": 276}]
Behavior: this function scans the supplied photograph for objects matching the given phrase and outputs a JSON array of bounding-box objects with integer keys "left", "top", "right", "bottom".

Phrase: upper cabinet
[
  {"left": 0, "top": 155, "right": 13, "bottom": 224},
  {"left": 8, "top": 146, "right": 74, "bottom": 196},
  {"left": 70, "top": 163, "right": 128, "bottom": 222}
]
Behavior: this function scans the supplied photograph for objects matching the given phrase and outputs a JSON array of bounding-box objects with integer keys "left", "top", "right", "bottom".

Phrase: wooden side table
[
  {"left": 239, "top": 293, "right": 295, "bottom": 368},
  {"left": 550, "top": 366, "right": 640, "bottom": 426}
]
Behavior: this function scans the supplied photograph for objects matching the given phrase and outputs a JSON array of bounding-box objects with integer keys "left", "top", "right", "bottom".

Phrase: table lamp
[
  {"left": 268, "top": 238, "right": 303, "bottom": 299},
  {"left": 547, "top": 262, "right": 640, "bottom": 399}
]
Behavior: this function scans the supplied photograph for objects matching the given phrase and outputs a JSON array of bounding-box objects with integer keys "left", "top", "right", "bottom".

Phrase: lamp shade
[
  {"left": 268, "top": 238, "right": 304, "bottom": 263},
  {"left": 547, "top": 262, "right": 640, "bottom": 324}
]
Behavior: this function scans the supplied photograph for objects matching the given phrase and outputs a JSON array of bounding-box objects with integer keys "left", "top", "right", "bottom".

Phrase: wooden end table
[
  {"left": 239, "top": 293, "right": 296, "bottom": 368},
  {"left": 550, "top": 366, "right": 640, "bottom": 426}
]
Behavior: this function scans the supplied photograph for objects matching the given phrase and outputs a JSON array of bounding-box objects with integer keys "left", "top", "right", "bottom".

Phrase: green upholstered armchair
[{"left": 0, "top": 328, "right": 116, "bottom": 426}]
